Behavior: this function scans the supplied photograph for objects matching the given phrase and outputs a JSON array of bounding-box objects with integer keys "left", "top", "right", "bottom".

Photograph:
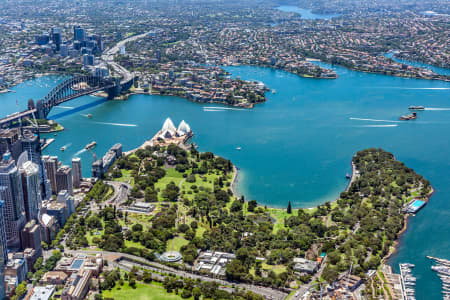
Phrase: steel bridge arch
[{"left": 35, "top": 75, "right": 116, "bottom": 118}]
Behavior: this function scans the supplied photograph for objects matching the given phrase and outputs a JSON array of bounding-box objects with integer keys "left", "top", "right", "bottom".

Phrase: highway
[{"left": 101, "top": 31, "right": 153, "bottom": 84}]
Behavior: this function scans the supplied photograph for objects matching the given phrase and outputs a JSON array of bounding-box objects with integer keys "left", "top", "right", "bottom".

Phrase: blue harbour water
[
  {"left": 1, "top": 63, "right": 449, "bottom": 299},
  {"left": 275, "top": 5, "right": 341, "bottom": 19},
  {"left": 384, "top": 52, "right": 450, "bottom": 76}
]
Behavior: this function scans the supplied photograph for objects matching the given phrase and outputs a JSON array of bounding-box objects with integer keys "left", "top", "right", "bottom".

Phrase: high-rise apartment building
[
  {"left": 20, "top": 130, "right": 41, "bottom": 166},
  {"left": 43, "top": 155, "right": 58, "bottom": 194},
  {"left": 19, "top": 161, "right": 41, "bottom": 222},
  {"left": 72, "top": 157, "right": 82, "bottom": 189},
  {"left": 0, "top": 128, "right": 22, "bottom": 162},
  {"left": 0, "top": 153, "right": 26, "bottom": 249},
  {"left": 20, "top": 220, "right": 42, "bottom": 257},
  {"left": 56, "top": 165, "right": 73, "bottom": 196}
]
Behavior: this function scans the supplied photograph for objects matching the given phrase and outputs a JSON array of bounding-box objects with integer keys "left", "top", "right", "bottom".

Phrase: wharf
[{"left": 40, "top": 138, "right": 55, "bottom": 150}]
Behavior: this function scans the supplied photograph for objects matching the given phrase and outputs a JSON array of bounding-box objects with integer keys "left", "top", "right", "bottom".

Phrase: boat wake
[
  {"left": 93, "top": 121, "right": 138, "bottom": 127},
  {"left": 381, "top": 87, "right": 450, "bottom": 90},
  {"left": 358, "top": 124, "right": 398, "bottom": 128},
  {"left": 62, "top": 143, "right": 72, "bottom": 149},
  {"left": 204, "top": 106, "right": 247, "bottom": 111},
  {"left": 350, "top": 117, "right": 401, "bottom": 123},
  {"left": 80, "top": 114, "right": 89, "bottom": 117},
  {"left": 402, "top": 88, "right": 450, "bottom": 90},
  {"left": 203, "top": 109, "right": 225, "bottom": 112},
  {"left": 73, "top": 149, "right": 86, "bottom": 156},
  {"left": 425, "top": 108, "right": 450, "bottom": 111},
  {"left": 55, "top": 106, "right": 75, "bottom": 109}
]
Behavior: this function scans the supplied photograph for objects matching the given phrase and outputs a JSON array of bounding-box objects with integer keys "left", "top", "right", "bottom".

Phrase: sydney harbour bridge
[{"left": 0, "top": 31, "right": 147, "bottom": 128}]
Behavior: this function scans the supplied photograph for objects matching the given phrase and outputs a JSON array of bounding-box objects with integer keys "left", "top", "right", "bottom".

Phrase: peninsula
[{"left": 60, "top": 120, "right": 431, "bottom": 299}]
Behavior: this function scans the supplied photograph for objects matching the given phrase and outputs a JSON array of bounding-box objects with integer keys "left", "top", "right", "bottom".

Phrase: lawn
[
  {"left": 155, "top": 168, "right": 185, "bottom": 201},
  {"left": 102, "top": 282, "right": 187, "bottom": 300},
  {"left": 262, "top": 263, "right": 287, "bottom": 275},
  {"left": 114, "top": 169, "right": 135, "bottom": 185},
  {"left": 166, "top": 236, "right": 189, "bottom": 252},
  {"left": 267, "top": 208, "right": 293, "bottom": 233}
]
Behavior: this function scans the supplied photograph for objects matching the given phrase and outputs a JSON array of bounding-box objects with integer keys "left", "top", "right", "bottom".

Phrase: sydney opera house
[{"left": 152, "top": 118, "right": 193, "bottom": 146}]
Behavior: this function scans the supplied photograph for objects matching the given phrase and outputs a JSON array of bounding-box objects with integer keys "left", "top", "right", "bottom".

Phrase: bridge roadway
[{"left": 102, "top": 31, "right": 153, "bottom": 85}]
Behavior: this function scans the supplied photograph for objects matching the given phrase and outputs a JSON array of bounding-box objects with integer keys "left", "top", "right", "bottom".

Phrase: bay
[
  {"left": 0, "top": 63, "right": 449, "bottom": 299},
  {"left": 275, "top": 5, "right": 341, "bottom": 19}
]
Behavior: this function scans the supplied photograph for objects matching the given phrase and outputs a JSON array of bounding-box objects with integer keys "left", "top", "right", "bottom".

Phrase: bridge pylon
[{"left": 106, "top": 77, "right": 122, "bottom": 99}]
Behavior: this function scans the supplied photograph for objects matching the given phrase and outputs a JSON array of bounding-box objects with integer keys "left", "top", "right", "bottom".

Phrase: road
[
  {"left": 111, "top": 260, "right": 236, "bottom": 295},
  {"left": 105, "top": 180, "right": 131, "bottom": 206},
  {"left": 101, "top": 31, "right": 153, "bottom": 84},
  {"left": 67, "top": 249, "right": 288, "bottom": 300},
  {"left": 290, "top": 257, "right": 328, "bottom": 300}
]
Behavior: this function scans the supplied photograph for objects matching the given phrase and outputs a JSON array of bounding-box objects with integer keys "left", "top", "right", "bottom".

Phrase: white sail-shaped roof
[
  {"left": 162, "top": 118, "right": 177, "bottom": 134},
  {"left": 177, "top": 120, "right": 191, "bottom": 136}
]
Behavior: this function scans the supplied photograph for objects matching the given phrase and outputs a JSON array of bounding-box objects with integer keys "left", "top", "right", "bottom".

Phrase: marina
[
  {"left": 399, "top": 263, "right": 417, "bottom": 300},
  {"left": 428, "top": 256, "right": 450, "bottom": 299}
]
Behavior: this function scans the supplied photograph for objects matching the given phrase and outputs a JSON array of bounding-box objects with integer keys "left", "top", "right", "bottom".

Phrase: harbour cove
[{"left": 1, "top": 62, "right": 450, "bottom": 299}]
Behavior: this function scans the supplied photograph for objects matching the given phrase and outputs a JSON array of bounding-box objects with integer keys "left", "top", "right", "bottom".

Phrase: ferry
[
  {"left": 61, "top": 146, "right": 66, "bottom": 152},
  {"left": 400, "top": 112, "right": 417, "bottom": 120},
  {"left": 85, "top": 141, "right": 97, "bottom": 150},
  {"left": 409, "top": 106, "right": 425, "bottom": 110}
]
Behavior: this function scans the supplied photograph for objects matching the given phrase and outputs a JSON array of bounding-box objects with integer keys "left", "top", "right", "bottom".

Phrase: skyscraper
[
  {"left": 0, "top": 128, "right": 22, "bottom": 162},
  {"left": 0, "top": 153, "right": 26, "bottom": 249},
  {"left": 43, "top": 155, "right": 58, "bottom": 194},
  {"left": 56, "top": 165, "right": 73, "bottom": 196},
  {"left": 19, "top": 161, "right": 41, "bottom": 222},
  {"left": 0, "top": 201, "right": 6, "bottom": 300},
  {"left": 72, "top": 157, "right": 82, "bottom": 189},
  {"left": 20, "top": 130, "right": 41, "bottom": 166},
  {"left": 51, "top": 27, "right": 62, "bottom": 51},
  {"left": 20, "top": 220, "right": 42, "bottom": 257},
  {"left": 73, "top": 26, "right": 85, "bottom": 42}
]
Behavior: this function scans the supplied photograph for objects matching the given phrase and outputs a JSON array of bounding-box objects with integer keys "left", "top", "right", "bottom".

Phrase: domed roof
[
  {"left": 162, "top": 118, "right": 176, "bottom": 133},
  {"left": 177, "top": 120, "right": 191, "bottom": 136}
]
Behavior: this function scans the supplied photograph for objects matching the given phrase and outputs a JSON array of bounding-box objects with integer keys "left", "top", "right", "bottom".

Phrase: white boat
[{"left": 236, "top": 146, "right": 242, "bottom": 150}]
